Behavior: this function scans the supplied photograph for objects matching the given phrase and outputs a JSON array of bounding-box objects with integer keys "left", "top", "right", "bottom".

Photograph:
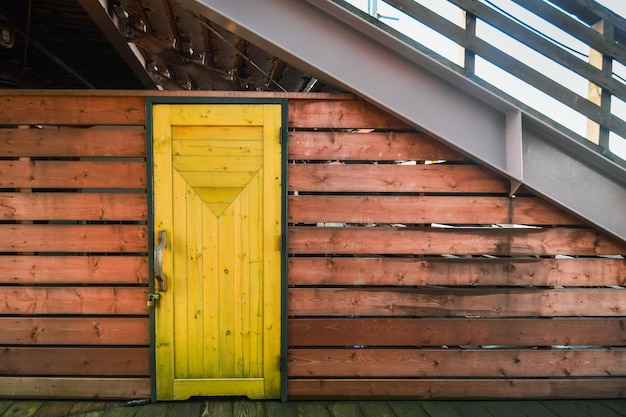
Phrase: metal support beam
[
  {"left": 182, "top": 0, "right": 626, "bottom": 243},
  {"left": 523, "top": 117, "right": 625, "bottom": 239},
  {"left": 79, "top": 0, "right": 156, "bottom": 89},
  {"left": 506, "top": 110, "right": 523, "bottom": 196}
]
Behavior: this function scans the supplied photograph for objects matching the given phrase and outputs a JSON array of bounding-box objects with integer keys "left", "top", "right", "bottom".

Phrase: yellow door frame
[{"left": 146, "top": 97, "right": 288, "bottom": 401}]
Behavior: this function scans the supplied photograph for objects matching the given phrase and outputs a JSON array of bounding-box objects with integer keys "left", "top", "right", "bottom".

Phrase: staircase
[
  {"left": 354, "top": 0, "right": 626, "bottom": 164},
  {"left": 182, "top": 0, "right": 626, "bottom": 243}
]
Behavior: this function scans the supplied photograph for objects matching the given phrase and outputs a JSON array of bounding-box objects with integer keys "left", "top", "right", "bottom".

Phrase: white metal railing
[{"left": 344, "top": 0, "right": 626, "bottom": 164}]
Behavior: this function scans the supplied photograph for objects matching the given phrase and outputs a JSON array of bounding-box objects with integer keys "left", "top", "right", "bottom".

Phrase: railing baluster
[
  {"left": 587, "top": 19, "right": 614, "bottom": 150},
  {"left": 463, "top": 10, "right": 476, "bottom": 77},
  {"left": 348, "top": 0, "right": 626, "bottom": 163}
]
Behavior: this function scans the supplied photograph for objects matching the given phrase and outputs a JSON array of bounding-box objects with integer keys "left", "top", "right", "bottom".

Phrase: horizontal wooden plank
[
  {"left": 288, "top": 348, "right": 626, "bottom": 378},
  {"left": 0, "top": 193, "right": 147, "bottom": 221},
  {"left": 0, "top": 317, "right": 149, "bottom": 345},
  {"left": 0, "top": 160, "right": 146, "bottom": 189},
  {"left": 288, "top": 227, "right": 626, "bottom": 256},
  {"left": 511, "top": 197, "right": 582, "bottom": 225},
  {"left": 288, "top": 164, "right": 508, "bottom": 193},
  {"left": 0, "top": 287, "right": 148, "bottom": 315},
  {"left": 0, "top": 127, "right": 145, "bottom": 157},
  {"left": 288, "top": 195, "right": 581, "bottom": 225},
  {"left": 0, "top": 90, "right": 352, "bottom": 99},
  {"left": 173, "top": 155, "right": 263, "bottom": 171},
  {"left": 0, "top": 347, "right": 150, "bottom": 376},
  {"left": 0, "top": 377, "right": 150, "bottom": 399},
  {"left": 288, "top": 131, "right": 464, "bottom": 161},
  {"left": 0, "top": 255, "right": 148, "bottom": 285},
  {"left": 0, "top": 96, "right": 145, "bottom": 125},
  {"left": 178, "top": 171, "right": 261, "bottom": 188},
  {"left": 288, "top": 257, "right": 626, "bottom": 287},
  {"left": 0, "top": 224, "right": 148, "bottom": 253},
  {"left": 172, "top": 139, "right": 263, "bottom": 157},
  {"left": 288, "top": 318, "right": 626, "bottom": 347},
  {"left": 290, "top": 194, "right": 500, "bottom": 224},
  {"left": 172, "top": 125, "right": 263, "bottom": 141},
  {"left": 288, "top": 378, "right": 626, "bottom": 399},
  {"left": 288, "top": 288, "right": 626, "bottom": 317},
  {"left": 168, "top": 103, "right": 266, "bottom": 126},
  {"left": 171, "top": 380, "right": 265, "bottom": 400},
  {"left": 289, "top": 99, "right": 412, "bottom": 129}
]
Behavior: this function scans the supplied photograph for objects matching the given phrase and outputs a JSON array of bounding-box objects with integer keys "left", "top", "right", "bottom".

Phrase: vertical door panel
[{"left": 153, "top": 103, "right": 282, "bottom": 400}]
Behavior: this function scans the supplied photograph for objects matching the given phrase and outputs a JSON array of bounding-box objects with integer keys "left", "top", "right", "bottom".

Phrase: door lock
[{"left": 147, "top": 293, "right": 160, "bottom": 307}]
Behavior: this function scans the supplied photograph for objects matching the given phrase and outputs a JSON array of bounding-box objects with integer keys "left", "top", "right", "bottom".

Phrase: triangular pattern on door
[
  {"left": 193, "top": 185, "right": 254, "bottom": 217},
  {"left": 174, "top": 159, "right": 262, "bottom": 217}
]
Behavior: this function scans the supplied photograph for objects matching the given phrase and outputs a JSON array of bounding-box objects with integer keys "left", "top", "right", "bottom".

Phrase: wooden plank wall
[
  {"left": 0, "top": 95, "right": 151, "bottom": 399},
  {"left": 286, "top": 98, "right": 626, "bottom": 399},
  {"left": 0, "top": 94, "right": 624, "bottom": 401}
]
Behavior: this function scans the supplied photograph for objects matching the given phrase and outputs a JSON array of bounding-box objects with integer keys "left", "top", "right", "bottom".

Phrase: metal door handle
[{"left": 154, "top": 230, "right": 167, "bottom": 292}]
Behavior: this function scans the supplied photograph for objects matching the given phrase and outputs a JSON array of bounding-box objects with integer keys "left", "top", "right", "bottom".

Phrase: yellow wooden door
[{"left": 152, "top": 102, "right": 283, "bottom": 400}]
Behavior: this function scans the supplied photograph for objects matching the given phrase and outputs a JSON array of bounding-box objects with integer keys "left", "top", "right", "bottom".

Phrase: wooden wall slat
[
  {"left": 288, "top": 257, "right": 626, "bottom": 287},
  {"left": 0, "top": 193, "right": 147, "bottom": 221},
  {"left": 0, "top": 94, "right": 151, "bottom": 401},
  {"left": 288, "top": 195, "right": 581, "bottom": 225},
  {"left": 288, "top": 288, "right": 626, "bottom": 317},
  {"left": 284, "top": 95, "right": 625, "bottom": 399},
  {"left": 290, "top": 195, "right": 508, "bottom": 225},
  {"left": 288, "top": 227, "right": 626, "bottom": 256},
  {"left": 288, "top": 318, "right": 626, "bottom": 347},
  {"left": 288, "top": 131, "right": 464, "bottom": 161},
  {"left": 288, "top": 164, "right": 509, "bottom": 193},
  {"left": 0, "top": 377, "right": 151, "bottom": 399},
  {"left": 0, "top": 317, "right": 149, "bottom": 345},
  {"left": 1, "top": 224, "right": 148, "bottom": 253},
  {"left": 0, "top": 128, "right": 146, "bottom": 157},
  {"left": 288, "top": 379, "right": 626, "bottom": 399},
  {"left": 288, "top": 99, "right": 412, "bottom": 129},
  {"left": 0, "top": 161, "right": 146, "bottom": 189},
  {"left": 511, "top": 197, "right": 582, "bottom": 225},
  {"left": 288, "top": 348, "right": 626, "bottom": 377},
  {"left": 0, "top": 96, "right": 145, "bottom": 125},
  {"left": 0, "top": 347, "right": 150, "bottom": 376},
  {"left": 0, "top": 256, "right": 148, "bottom": 285},
  {"left": 0, "top": 287, "right": 149, "bottom": 315}
]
